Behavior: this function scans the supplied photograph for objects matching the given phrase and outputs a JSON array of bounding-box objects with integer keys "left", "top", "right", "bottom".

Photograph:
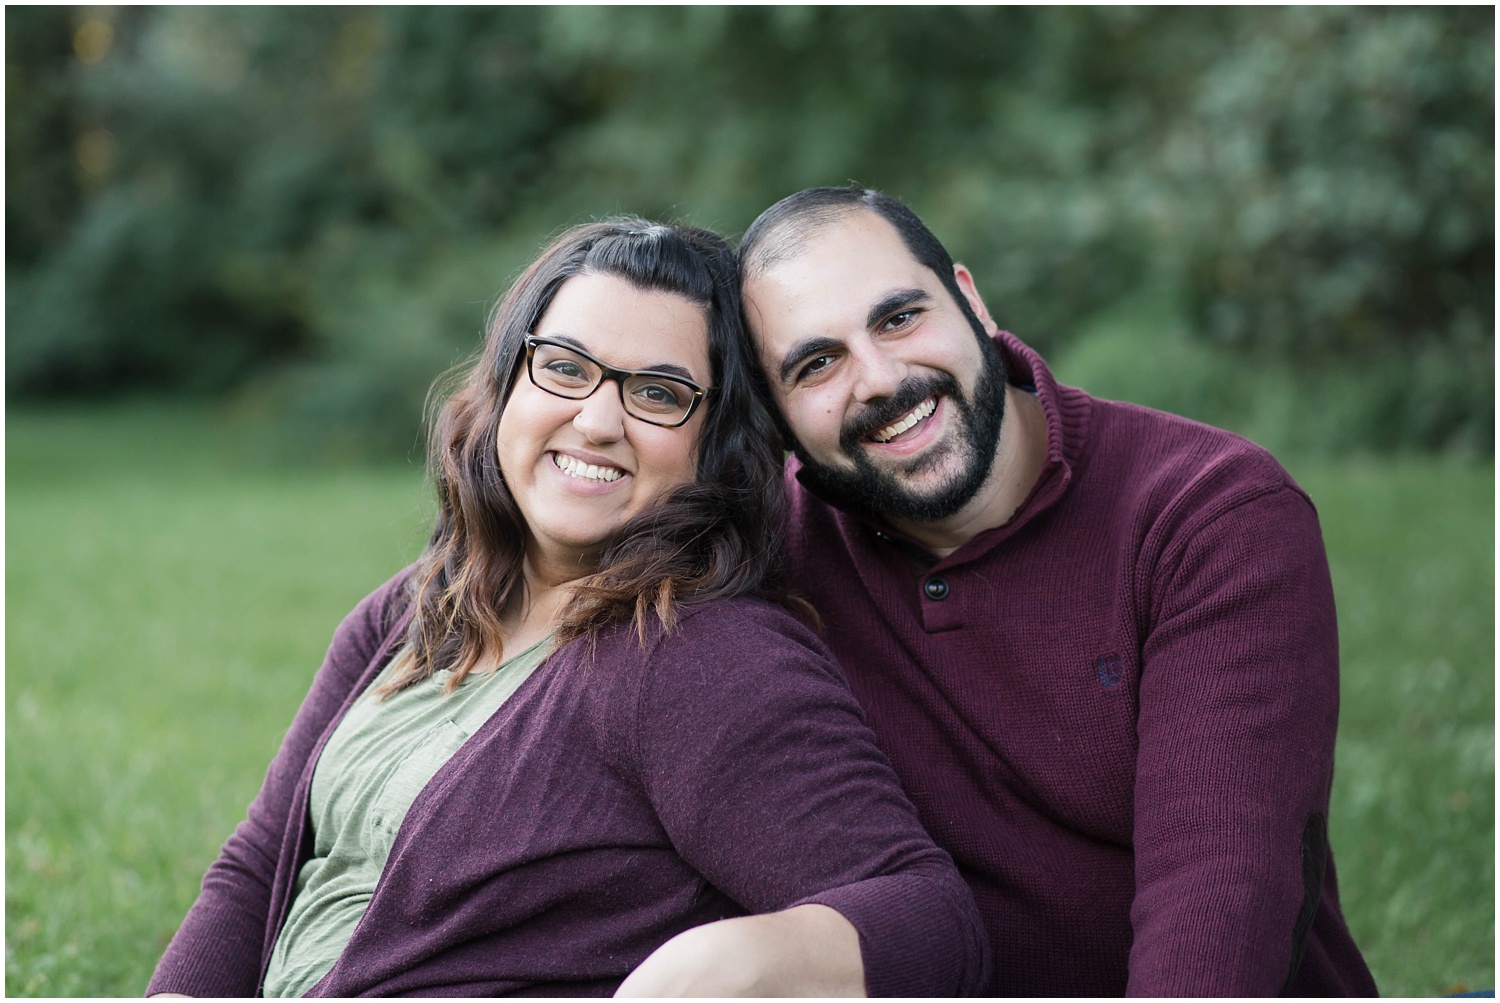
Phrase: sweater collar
[{"left": 789, "top": 330, "right": 1088, "bottom": 564}]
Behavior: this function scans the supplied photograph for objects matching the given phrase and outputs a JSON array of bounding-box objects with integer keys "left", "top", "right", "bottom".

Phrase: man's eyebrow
[
  {"left": 545, "top": 334, "right": 698, "bottom": 382},
  {"left": 778, "top": 336, "right": 842, "bottom": 385},
  {"left": 773, "top": 289, "right": 936, "bottom": 385},
  {"left": 866, "top": 288, "right": 933, "bottom": 329}
]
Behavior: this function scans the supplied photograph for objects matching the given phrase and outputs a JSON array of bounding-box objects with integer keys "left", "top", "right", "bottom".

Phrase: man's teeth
[
  {"left": 870, "top": 398, "right": 937, "bottom": 443},
  {"left": 553, "top": 453, "right": 624, "bottom": 482}
]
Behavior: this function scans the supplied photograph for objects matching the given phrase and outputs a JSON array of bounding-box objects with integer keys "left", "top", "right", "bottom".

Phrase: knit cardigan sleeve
[
  {"left": 611, "top": 600, "right": 992, "bottom": 997},
  {"left": 1128, "top": 483, "right": 1341, "bottom": 995},
  {"left": 145, "top": 574, "right": 409, "bottom": 997}
]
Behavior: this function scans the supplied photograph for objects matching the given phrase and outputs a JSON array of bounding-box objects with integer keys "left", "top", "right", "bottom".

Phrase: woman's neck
[{"left": 500, "top": 553, "right": 592, "bottom": 656}]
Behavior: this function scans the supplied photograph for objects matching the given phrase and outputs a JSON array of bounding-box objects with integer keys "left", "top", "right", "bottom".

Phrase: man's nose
[
  {"left": 848, "top": 337, "right": 908, "bottom": 402},
  {"left": 571, "top": 383, "right": 626, "bottom": 442}
]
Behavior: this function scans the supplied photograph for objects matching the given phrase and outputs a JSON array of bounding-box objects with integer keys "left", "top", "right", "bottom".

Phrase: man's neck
[{"left": 885, "top": 384, "right": 1048, "bottom": 559}]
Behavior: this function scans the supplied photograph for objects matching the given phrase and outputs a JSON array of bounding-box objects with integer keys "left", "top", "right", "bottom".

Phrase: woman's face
[{"left": 497, "top": 271, "right": 712, "bottom": 582}]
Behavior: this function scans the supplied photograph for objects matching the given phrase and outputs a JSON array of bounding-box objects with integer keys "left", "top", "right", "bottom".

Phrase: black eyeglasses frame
[{"left": 521, "top": 335, "right": 713, "bottom": 428}]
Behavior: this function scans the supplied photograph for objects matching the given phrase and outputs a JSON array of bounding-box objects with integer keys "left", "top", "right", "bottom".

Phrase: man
[{"left": 719, "top": 186, "right": 1375, "bottom": 996}]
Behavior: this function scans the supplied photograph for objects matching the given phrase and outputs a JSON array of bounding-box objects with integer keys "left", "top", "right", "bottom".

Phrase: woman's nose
[{"left": 571, "top": 384, "right": 626, "bottom": 442}]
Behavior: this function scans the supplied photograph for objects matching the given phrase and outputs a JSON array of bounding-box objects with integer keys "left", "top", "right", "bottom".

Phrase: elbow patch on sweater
[{"left": 1280, "top": 812, "right": 1328, "bottom": 995}]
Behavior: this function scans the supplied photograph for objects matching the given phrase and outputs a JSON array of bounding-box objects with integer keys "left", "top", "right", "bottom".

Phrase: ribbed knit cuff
[{"left": 797, "top": 872, "right": 990, "bottom": 997}]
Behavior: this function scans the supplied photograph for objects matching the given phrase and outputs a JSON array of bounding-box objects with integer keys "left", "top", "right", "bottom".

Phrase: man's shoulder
[{"left": 1075, "top": 389, "right": 1308, "bottom": 514}]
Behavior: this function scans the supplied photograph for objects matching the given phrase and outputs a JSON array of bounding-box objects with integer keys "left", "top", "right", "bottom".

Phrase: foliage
[
  {"left": 5, "top": 8, "right": 1492, "bottom": 454},
  {"left": 1172, "top": 8, "right": 1495, "bottom": 452}
]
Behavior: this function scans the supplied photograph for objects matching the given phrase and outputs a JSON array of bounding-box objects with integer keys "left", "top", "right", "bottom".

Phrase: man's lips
[
  {"left": 838, "top": 373, "right": 958, "bottom": 456},
  {"left": 868, "top": 397, "right": 937, "bottom": 443}
]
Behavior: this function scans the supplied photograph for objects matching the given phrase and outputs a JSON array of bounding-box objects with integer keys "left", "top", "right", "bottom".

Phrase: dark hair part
[
  {"left": 384, "top": 218, "right": 806, "bottom": 694},
  {"left": 739, "top": 185, "right": 974, "bottom": 326}
]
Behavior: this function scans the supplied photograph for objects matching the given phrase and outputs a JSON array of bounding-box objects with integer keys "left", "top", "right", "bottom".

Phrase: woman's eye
[
  {"left": 631, "top": 382, "right": 688, "bottom": 411},
  {"left": 544, "top": 361, "right": 589, "bottom": 382}
]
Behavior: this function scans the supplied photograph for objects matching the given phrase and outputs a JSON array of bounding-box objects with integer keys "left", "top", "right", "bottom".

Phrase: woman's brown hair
[{"left": 382, "top": 219, "right": 806, "bottom": 693}]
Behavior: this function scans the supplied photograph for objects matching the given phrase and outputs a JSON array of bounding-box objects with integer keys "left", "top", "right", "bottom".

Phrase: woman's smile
[{"left": 548, "top": 449, "right": 627, "bottom": 486}]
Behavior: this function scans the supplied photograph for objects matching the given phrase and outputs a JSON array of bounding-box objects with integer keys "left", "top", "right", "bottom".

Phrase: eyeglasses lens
[{"left": 530, "top": 342, "right": 695, "bottom": 425}]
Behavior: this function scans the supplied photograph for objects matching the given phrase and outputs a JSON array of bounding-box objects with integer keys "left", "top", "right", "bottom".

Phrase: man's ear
[{"left": 953, "top": 264, "right": 997, "bottom": 333}]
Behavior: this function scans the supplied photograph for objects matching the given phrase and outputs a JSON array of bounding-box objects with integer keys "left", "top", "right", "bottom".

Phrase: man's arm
[
  {"left": 1129, "top": 484, "right": 1341, "bottom": 994},
  {"left": 615, "top": 904, "right": 864, "bottom": 997}
]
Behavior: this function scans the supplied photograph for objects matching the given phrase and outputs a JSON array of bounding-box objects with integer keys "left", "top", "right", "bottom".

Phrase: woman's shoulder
[
  {"left": 657, "top": 595, "right": 828, "bottom": 664},
  {"left": 571, "top": 594, "right": 839, "bottom": 691},
  {"left": 675, "top": 594, "right": 820, "bottom": 641},
  {"left": 572, "top": 596, "right": 870, "bottom": 779}
]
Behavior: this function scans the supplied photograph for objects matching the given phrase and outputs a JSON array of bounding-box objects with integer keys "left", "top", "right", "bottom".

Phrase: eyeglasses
[{"left": 523, "top": 336, "right": 713, "bottom": 428}]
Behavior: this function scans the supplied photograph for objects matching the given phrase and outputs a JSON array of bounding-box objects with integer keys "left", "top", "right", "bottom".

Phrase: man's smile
[{"left": 869, "top": 397, "right": 937, "bottom": 444}]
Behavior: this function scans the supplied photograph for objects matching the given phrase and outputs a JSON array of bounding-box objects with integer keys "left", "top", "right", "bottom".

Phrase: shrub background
[{"left": 7, "top": 7, "right": 1493, "bottom": 457}]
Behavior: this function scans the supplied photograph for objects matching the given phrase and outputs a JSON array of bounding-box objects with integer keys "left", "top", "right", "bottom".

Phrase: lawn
[{"left": 6, "top": 402, "right": 1494, "bottom": 996}]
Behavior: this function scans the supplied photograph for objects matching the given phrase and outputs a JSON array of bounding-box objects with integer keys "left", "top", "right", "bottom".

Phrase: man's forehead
[
  {"left": 743, "top": 212, "right": 934, "bottom": 332},
  {"left": 760, "top": 211, "right": 918, "bottom": 278}
]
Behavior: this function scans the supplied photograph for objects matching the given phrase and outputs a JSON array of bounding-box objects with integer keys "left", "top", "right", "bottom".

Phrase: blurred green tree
[{"left": 6, "top": 7, "right": 1492, "bottom": 455}]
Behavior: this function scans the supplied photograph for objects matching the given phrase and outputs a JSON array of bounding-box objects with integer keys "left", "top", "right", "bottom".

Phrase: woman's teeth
[
  {"left": 553, "top": 453, "right": 624, "bottom": 482},
  {"left": 870, "top": 398, "right": 937, "bottom": 443}
]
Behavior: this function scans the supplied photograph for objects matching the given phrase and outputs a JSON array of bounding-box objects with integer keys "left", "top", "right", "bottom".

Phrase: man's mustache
[{"left": 839, "top": 374, "right": 959, "bottom": 453}]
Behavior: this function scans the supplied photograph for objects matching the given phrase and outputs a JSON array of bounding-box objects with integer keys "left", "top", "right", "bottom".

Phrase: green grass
[
  {"left": 6, "top": 402, "right": 433, "bottom": 997},
  {"left": 1290, "top": 457, "right": 1495, "bottom": 996},
  {"left": 6, "top": 403, "right": 1494, "bottom": 996}
]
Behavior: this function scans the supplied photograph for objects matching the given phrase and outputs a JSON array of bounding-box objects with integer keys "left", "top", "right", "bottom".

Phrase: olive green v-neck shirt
[{"left": 263, "top": 638, "right": 552, "bottom": 998}]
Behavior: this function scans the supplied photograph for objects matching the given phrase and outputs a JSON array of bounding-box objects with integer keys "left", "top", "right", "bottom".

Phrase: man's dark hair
[{"left": 738, "top": 185, "right": 971, "bottom": 323}]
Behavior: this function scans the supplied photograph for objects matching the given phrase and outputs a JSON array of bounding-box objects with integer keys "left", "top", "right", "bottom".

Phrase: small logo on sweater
[{"left": 1095, "top": 653, "right": 1124, "bottom": 689}]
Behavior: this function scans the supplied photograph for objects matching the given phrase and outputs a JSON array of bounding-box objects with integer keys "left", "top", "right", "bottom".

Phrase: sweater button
[{"left": 924, "top": 577, "right": 950, "bottom": 601}]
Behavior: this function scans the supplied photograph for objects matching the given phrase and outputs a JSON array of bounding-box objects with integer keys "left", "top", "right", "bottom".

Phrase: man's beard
[{"left": 793, "top": 336, "right": 1007, "bottom": 523}]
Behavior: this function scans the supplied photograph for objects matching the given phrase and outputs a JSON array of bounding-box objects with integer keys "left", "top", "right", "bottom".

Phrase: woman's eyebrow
[
  {"left": 639, "top": 362, "right": 696, "bottom": 380},
  {"left": 545, "top": 333, "right": 697, "bottom": 381},
  {"left": 545, "top": 333, "right": 591, "bottom": 352},
  {"left": 866, "top": 288, "right": 932, "bottom": 329}
]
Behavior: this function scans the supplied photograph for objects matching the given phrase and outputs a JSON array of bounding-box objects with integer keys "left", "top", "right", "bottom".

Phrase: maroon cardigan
[
  {"left": 781, "top": 331, "right": 1377, "bottom": 996},
  {"left": 147, "top": 579, "right": 990, "bottom": 996}
]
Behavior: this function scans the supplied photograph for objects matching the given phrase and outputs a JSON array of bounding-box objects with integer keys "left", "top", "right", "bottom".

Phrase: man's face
[{"left": 742, "top": 210, "right": 1006, "bottom": 523}]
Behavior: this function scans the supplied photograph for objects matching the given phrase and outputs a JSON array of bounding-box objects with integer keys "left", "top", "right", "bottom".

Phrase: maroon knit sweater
[
  {"left": 780, "top": 331, "right": 1378, "bottom": 996},
  {"left": 146, "top": 581, "right": 990, "bottom": 996}
]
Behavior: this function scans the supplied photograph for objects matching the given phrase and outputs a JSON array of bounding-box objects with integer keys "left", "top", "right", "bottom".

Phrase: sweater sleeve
[
  {"left": 1128, "top": 485, "right": 1341, "bottom": 995},
  {"left": 623, "top": 603, "right": 992, "bottom": 997},
  {"left": 145, "top": 575, "right": 408, "bottom": 997}
]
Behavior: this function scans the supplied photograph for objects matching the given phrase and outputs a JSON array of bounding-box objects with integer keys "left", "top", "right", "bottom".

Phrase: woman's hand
[{"left": 614, "top": 903, "right": 864, "bottom": 997}]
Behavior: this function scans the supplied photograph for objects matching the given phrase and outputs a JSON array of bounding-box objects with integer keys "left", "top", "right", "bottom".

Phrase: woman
[{"left": 146, "top": 220, "right": 989, "bottom": 997}]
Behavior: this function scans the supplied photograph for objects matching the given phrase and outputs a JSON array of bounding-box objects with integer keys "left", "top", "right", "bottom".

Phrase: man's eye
[
  {"left": 798, "top": 354, "right": 835, "bottom": 381},
  {"left": 882, "top": 309, "right": 919, "bottom": 332}
]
